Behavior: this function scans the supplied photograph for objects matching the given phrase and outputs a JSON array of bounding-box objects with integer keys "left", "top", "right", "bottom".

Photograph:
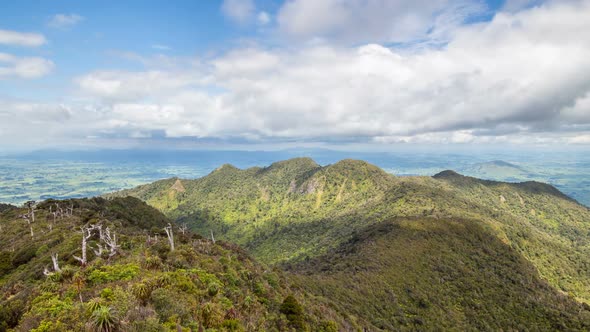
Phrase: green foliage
[
  {"left": 87, "top": 264, "right": 139, "bottom": 284},
  {"left": 280, "top": 295, "right": 306, "bottom": 331},
  {"left": 318, "top": 320, "right": 338, "bottom": 332},
  {"left": 207, "top": 281, "right": 220, "bottom": 296},
  {"left": 12, "top": 245, "right": 38, "bottom": 267},
  {"left": 90, "top": 305, "right": 119, "bottom": 332},
  {"left": 0, "top": 251, "right": 13, "bottom": 276},
  {"left": 221, "top": 319, "right": 244, "bottom": 331}
]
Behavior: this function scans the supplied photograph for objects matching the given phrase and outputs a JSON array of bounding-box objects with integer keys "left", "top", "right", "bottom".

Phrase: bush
[
  {"left": 319, "top": 320, "right": 338, "bottom": 332},
  {"left": 208, "top": 281, "right": 220, "bottom": 296},
  {"left": 87, "top": 264, "right": 139, "bottom": 284},
  {"left": 0, "top": 251, "right": 12, "bottom": 276},
  {"left": 90, "top": 305, "right": 119, "bottom": 332},
  {"left": 12, "top": 245, "right": 37, "bottom": 267},
  {"left": 222, "top": 319, "right": 244, "bottom": 331},
  {"left": 280, "top": 295, "right": 306, "bottom": 331},
  {"left": 150, "top": 288, "right": 193, "bottom": 324}
]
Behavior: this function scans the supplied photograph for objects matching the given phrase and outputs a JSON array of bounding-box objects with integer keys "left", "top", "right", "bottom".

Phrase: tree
[
  {"left": 43, "top": 253, "right": 62, "bottom": 276},
  {"left": 92, "top": 224, "right": 120, "bottom": 259},
  {"left": 280, "top": 295, "right": 306, "bottom": 330},
  {"left": 164, "top": 223, "right": 175, "bottom": 251},
  {"left": 74, "top": 224, "right": 98, "bottom": 266},
  {"left": 50, "top": 253, "right": 61, "bottom": 272},
  {"left": 179, "top": 223, "right": 188, "bottom": 235},
  {"left": 24, "top": 201, "right": 36, "bottom": 222}
]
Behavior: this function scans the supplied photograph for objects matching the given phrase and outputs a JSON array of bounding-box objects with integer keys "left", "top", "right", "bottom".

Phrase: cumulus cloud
[
  {"left": 0, "top": 53, "right": 54, "bottom": 79},
  {"left": 76, "top": 69, "right": 207, "bottom": 101},
  {"left": 48, "top": 14, "right": 84, "bottom": 28},
  {"left": 276, "top": 0, "right": 488, "bottom": 44},
  {"left": 221, "top": 0, "right": 255, "bottom": 23},
  {"left": 0, "top": 29, "right": 46, "bottom": 47},
  {"left": 2, "top": 0, "right": 590, "bottom": 147}
]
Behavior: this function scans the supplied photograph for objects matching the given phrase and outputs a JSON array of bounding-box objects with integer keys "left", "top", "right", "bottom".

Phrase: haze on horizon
[{"left": 1, "top": 0, "right": 589, "bottom": 152}]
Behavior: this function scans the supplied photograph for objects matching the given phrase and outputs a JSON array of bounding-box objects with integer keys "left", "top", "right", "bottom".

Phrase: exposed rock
[
  {"left": 170, "top": 179, "right": 186, "bottom": 193},
  {"left": 288, "top": 180, "right": 297, "bottom": 193},
  {"left": 300, "top": 178, "right": 321, "bottom": 194}
]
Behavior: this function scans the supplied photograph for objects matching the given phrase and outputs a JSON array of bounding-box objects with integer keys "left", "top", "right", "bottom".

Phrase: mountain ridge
[{"left": 103, "top": 157, "right": 590, "bottom": 329}]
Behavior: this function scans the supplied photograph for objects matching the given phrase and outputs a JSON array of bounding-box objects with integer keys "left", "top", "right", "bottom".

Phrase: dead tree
[
  {"left": 21, "top": 214, "right": 34, "bottom": 239},
  {"left": 210, "top": 230, "right": 216, "bottom": 244},
  {"left": 73, "top": 225, "right": 97, "bottom": 266},
  {"left": 164, "top": 223, "right": 175, "bottom": 251},
  {"left": 179, "top": 223, "right": 188, "bottom": 235},
  {"left": 103, "top": 227, "right": 120, "bottom": 258},
  {"left": 43, "top": 253, "right": 62, "bottom": 276},
  {"left": 24, "top": 201, "right": 36, "bottom": 222},
  {"left": 51, "top": 253, "right": 62, "bottom": 272}
]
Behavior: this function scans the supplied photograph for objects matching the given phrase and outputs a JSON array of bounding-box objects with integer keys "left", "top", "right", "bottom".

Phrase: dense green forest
[{"left": 106, "top": 158, "right": 590, "bottom": 330}]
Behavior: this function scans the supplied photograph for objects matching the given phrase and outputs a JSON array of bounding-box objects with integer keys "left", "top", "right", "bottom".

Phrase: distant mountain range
[{"left": 460, "top": 160, "right": 535, "bottom": 181}]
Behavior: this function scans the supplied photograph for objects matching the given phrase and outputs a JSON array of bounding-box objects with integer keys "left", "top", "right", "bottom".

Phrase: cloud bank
[{"left": 1, "top": 0, "right": 590, "bottom": 148}]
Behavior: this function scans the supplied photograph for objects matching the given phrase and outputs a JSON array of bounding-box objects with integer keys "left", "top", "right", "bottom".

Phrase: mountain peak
[
  {"left": 326, "top": 159, "right": 391, "bottom": 175},
  {"left": 170, "top": 178, "right": 186, "bottom": 192},
  {"left": 267, "top": 157, "right": 319, "bottom": 170},
  {"left": 433, "top": 170, "right": 462, "bottom": 179},
  {"left": 214, "top": 163, "right": 240, "bottom": 172}
]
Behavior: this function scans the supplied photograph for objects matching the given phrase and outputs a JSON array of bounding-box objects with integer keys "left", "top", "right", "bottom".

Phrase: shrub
[
  {"left": 151, "top": 288, "right": 193, "bottom": 324},
  {"left": 208, "top": 281, "right": 220, "bottom": 296},
  {"left": 12, "top": 245, "right": 37, "bottom": 267},
  {"left": 280, "top": 295, "right": 306, "bottom": 331},
  {"left": 131, "top": 282, "right": 152, "bottom": 305},
  {"left": 142, "top": 256, "right": 163, "bottom": 270},
  {"left": 222, "top": 319, "right": 244, "bottom": 331},
  {"left": 90, "top": 306, "right": 119, "bottom": 332},
  {"left": 319, "top": 320, "right": 339, "bottom": 332},
  {"left": 201, "top": 302, "right": 225, "bottom": 328},
  {"left": 87, "top": 264, "right": 139, "bottom": 285}
]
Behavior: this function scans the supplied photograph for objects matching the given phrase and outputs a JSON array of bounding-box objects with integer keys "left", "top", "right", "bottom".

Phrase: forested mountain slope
[
  {"left": 109, "top": 158, "right": 590, "bottom": 330},
  {"left": 0, "top": 197, "right": 352, "bottom": 331}
]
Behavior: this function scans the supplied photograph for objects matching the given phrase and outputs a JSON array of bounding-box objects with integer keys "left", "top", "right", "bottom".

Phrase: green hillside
[
  {"left": 0, "top": 197, "right": 353, "bottom": 331},
  {"left": 289, "top": 218, "right": 590, "bottom": 330},
  {"left": 108, "top": 157, "right": 590, "bottom": 329}
]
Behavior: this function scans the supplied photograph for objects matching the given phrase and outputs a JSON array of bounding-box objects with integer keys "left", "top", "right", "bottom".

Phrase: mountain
[
  {"left": 109, "top": 158, "right": 590, "bottom": 330},
  {"left": 460, "top": 160, "right": 534, "bottom": 181},
  {"left": 0, "top": 197, "right": 353, "bottom": 331}
]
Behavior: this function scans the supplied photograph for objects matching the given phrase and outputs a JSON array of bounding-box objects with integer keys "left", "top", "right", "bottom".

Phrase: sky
[{"left": 0, "top": 0, "right": 589, "bottom": 151}]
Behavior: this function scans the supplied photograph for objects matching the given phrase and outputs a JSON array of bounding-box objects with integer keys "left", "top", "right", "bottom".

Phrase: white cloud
[
  {"left": 0, "top": 29, "right": 46, "bottom": 47},
  {"left": 64, "top": 1, "right": 590, "bottom": 144},
  {"left": 257, "top": 11, "right": 271, "bottom": 25},
  {"left": 48, "top": 14, "right": 84, "bottom": 28},
  {"left": 76, "top": 69, "right": 207, "bottom": 101},
  {"left": 2, "top": 0, "right": 590, "bottom": 147},
  {"left": 276, "top": 0, "right": 488, "bottom": 44},
  {"left": 0, "top": 53, "right": 54, "bottom": 79},
  {"left": 221, "top": 0, "right": 255, "bottom": 23}
]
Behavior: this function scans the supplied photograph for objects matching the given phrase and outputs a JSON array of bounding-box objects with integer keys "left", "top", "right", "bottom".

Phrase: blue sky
[{"left": 1, "top": 0, "right": 589, "bottom": 151}]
